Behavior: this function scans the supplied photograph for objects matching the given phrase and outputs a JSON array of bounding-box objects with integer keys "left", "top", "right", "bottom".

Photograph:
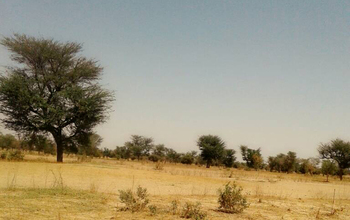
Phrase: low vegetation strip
[{"left": 0, "top": 187, "right": 112, "bottom": 220}]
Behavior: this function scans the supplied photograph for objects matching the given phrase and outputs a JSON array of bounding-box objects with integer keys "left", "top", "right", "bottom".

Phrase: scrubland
[{"left": 0, "top": 153, "right": 349, "bottom": 219}]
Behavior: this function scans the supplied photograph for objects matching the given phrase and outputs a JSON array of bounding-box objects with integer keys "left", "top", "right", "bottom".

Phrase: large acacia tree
[
  {"left": 197, "top": 135, "right": 225, "bottom": 168},
  {"left": 240, "top": 145, "right": 263, "bottom": 170},
  {"left": 0, "top": 34, "right": 113, "bottom": 162},
  {"left": 319, "top": 139, "right": 350, "bottom": 180}
]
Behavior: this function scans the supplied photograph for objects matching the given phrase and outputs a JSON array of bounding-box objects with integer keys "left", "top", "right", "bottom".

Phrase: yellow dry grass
[{"left": 0, "top": 154, "right": 350, "bottom": 219}]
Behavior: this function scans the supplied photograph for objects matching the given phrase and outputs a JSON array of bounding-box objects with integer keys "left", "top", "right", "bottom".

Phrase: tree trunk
[
  {"left": 339, "top": 169, "right": 343, "bottom": 181},
  {"left": 326, "top": 174, "right": 329, "bottom": 182},
  {"left": 53, "top": 133, "right": 64, "bottom": 163},
  {"left": 56, "top": 140, "right": 63, "bottom": 163},
  {"left": 206, "top": 160, "right": 211, "bottom": 168}
]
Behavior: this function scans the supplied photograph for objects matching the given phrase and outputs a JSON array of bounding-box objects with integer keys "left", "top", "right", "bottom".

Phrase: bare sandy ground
[{"left": 0, "top": 156, "right": 349, "bottom": 219}]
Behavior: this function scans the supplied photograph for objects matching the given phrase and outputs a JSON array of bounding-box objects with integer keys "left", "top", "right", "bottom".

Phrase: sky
[{"left": 0, "top": 0, "right": 349, "bottom": 159}]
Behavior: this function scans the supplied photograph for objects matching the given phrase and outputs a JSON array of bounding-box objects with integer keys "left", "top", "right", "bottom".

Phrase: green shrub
[
  {"left": 148, "top": 204, "right": 157, "bottom": 216},
  {"left": 181, "top": 202, "right": 207, "bottom": 220},
  {"left": 0, "top": 152, "right": 7, "bottom": 160},
  {"left": 6, "top": 150, "right": 24, "bottom": 161},
  {"left": 170, "top": 199, "right": 179, "bottom": 215},
  {"left": 217, "top": 182, "right": 249, "bottom": 213},
  {"left": 119, "top": 186, "right": 149, "bottom": 212}
]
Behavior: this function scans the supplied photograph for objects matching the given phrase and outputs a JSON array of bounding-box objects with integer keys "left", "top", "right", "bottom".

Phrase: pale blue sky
[{"left": 0, "top": 0, "right": 349, "bottom": 159}]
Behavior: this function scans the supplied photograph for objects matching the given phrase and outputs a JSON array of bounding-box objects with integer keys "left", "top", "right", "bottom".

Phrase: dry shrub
[
  {"left": 119, "top": 186, "right": 149, "bottom": 212},
  {"left": 181, "top": 202, "right": 207, "bottom": 220},
  {"left": 0, "top": 151, "right": 7, "bottom": 160},
  {"left": 170, "top": 199, "right": 179, "bottom": 215},
  {"left": 77, "top": 155, "right": 92, "bottom": 162},
  {"left": 148, "top": 204, "right": 157, "bottom": 216},
  {"left": 154, "top": 161, "right": 164, "bottom": 170},
  {"left": 6, "top": 150, "right": 24, "bottom": 161},
  {"left": 217, "top": 182, "right": 249, "bottom": 213}
]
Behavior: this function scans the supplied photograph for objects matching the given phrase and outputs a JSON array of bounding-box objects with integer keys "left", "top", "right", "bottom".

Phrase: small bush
[
  {"left": 6, "top": 150, "right": 24, "bottom": 161},
  {"left": 77, "top": 155, "right": 92, "bottom": 162},
  {"left": 170, "top": 199, "right": 179, "bottom": 215},
  {"left": 149, "top": 154, "right": 161, "bottom": 162},
  {"left": 0, "top": 152, "right": 7, "bottom": 160},
  {"left": 119, "top": 186, "right": 149, "bottom": 212},
  {"left": 217, "top": 182, "right": 249, "bottom": 213},
  {"left": 181, "top": 202, "right": 207, "bottom": 220},
  {"left": 154, "top": 161, "right": 164, "bottom": 170},
  {"left": 148, "top": 205, "right": 157, "bottom": 216}
]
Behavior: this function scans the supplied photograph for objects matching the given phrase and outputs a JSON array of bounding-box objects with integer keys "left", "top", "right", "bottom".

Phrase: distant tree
[
  {"left": 240, "top": 146, "right": 263, "bottom": 170},
  {"left": 165, "top": 149, "right": 181, "bottom": 163},
  {"left": 79, "top": 133, "right": 102, "bottom": 157},
  {"left": 125, "top": 135, "right": 153, "bottom": 160},
  {"left": 268, "top": 151, "right": 297, "bottom": 173},
  {"left": 35, "top": 135, "right": 55, "bottom": 154},
  {"left": 102, "top": 148, "right": 114, "bottom": 158},
  {"left": 180, "top": 152, "right": 196, "bottom": 165},
  {"left": 223, "top": 149, "right": 236, "bottom": 168},
  {"left": 149, "top": 144, "right": 167, "bottom": 162},
  {"left": 321, "top": 160, "right": 337, "bottom": 182},
  {"left": 0, "top": 134, "right": 18, "bottom": 150},
  {"left": 114, "top": 146, "right": 131, "bottom": 159},
  {"left": 197, "top": 135, "right": 225, "bottom": 168},
  {"left": 0, "top": 34, "right": 113, "bottom": 162},
  {"left": 298, "top": 158, "right": 320, "bottom": 175},
  {"left": 285, "top": 151, "right": 297, "bottom": 173},
  {"left": 319, "top": 139, "right": 350, "bottom": 180}
]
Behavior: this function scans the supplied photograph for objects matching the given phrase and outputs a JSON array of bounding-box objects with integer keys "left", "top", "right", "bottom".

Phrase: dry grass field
[{"left": 1, "top": 153, "right": 350, "bottom": 220}]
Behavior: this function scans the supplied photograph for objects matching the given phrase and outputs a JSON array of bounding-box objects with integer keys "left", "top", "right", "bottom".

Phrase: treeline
[
  {"left": 0, "top": 133, "right": 349, "bottom": 180},
  {"left": 89, "top": 134, "right": 350, "bottom": 181}
]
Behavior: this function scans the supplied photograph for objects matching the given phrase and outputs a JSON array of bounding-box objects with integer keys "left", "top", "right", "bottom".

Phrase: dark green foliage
[
  {"left": 0, "top": 34, "right": 113, "bottom": 162},
  {"left": 166, "top": 149, "right": 182, "bottom": 163},
  {"left": 149, "top": 144, "right": 167, "bottom": 162},
  {"left": 297, "top": 158, "right": 320, "bottom": 175},
  {"left": 114, "top": 146, "right": 131, "bottom": 159},
  {"left": 22, "top": 134, "right": 56, "bottom": 155},
  {"left": 197, "top": 135, "right": 225, "bottom": 168},
  {"left": 268, "top": 151, "right": 297, "bottom": 173},
  {"left": 125, "top": 135, "right": 153, "bottom": 160},
  {"left": 321, "top": 160, "right": 338, "bottom": 182},
  {"left": 78, "top": 133, "right": 102, "bottom": 157},
  {"left": 148, "top": 205, "right": 158, "bottom": 216},
  {"left": 0, "top": 134, "right": 18, "bottom": 150},
  {"left": 0, "top": 152, "right": 6, "bottom": 159},
  {"left": 240, "top": 146, "right": 263, "bottom": 170},
  {"left": 118, "top": 186, "right": 150, "bottom": 212},
  {"left": 181, "top": 202, "right": 207, "bottom": 220},
  {"left": 223, "top": 149, "right": 236, "bottom": 168},
  {"left": 217, "top": 182, "right": 249, "bottom": 213},
  {"left": 181, "top": 153, "right": 194, "bottom": 165},
  {"left": 318, "top": 139, "right": 350, "bottom": 180},
  {"left": 6, "top": 150, "right": 24, "bottom": 161}
]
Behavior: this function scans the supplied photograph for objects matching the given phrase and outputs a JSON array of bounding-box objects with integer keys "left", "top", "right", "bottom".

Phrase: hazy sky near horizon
[{"left": 0, "top": 0, "right": 349, "bottom": 159}]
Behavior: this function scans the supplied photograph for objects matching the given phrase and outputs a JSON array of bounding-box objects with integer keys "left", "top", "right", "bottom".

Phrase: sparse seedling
[
  {"left": 119, "top": 186, "right": 149, "bottom": 212},
  {"left": 170, "top": 199, "right": 179, "bottom": 215},
  {"left": 217, "top": 182, "right": 249, "bottom": 213},
  {"left": 181, "top": 202, "right": 207, "bottom": 220},
  {"left": 154, "top": 161, "right": 164, "bottom": 170},
  {"left": 148, "top": 204, "right": 158, "bottom": 216},
  {"left": 0, "top": 152, "right": 7, "bottom": 160}
]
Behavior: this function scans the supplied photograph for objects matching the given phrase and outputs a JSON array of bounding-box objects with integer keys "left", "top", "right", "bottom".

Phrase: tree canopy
[
  {"left": 240, "top": 145, "right": 263, "bottom": 170},
  {"left": 197, "top": 134, "right": 225, "bottom": 168},
  {"left": 318, "top": 138, "right": 350, "bottom": 180},
  {"left": 0, "top": 34, "right": 113, "bottom": 162},
  {"left": 125, "top": 135, "right": 154, "bottom": 160}
]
